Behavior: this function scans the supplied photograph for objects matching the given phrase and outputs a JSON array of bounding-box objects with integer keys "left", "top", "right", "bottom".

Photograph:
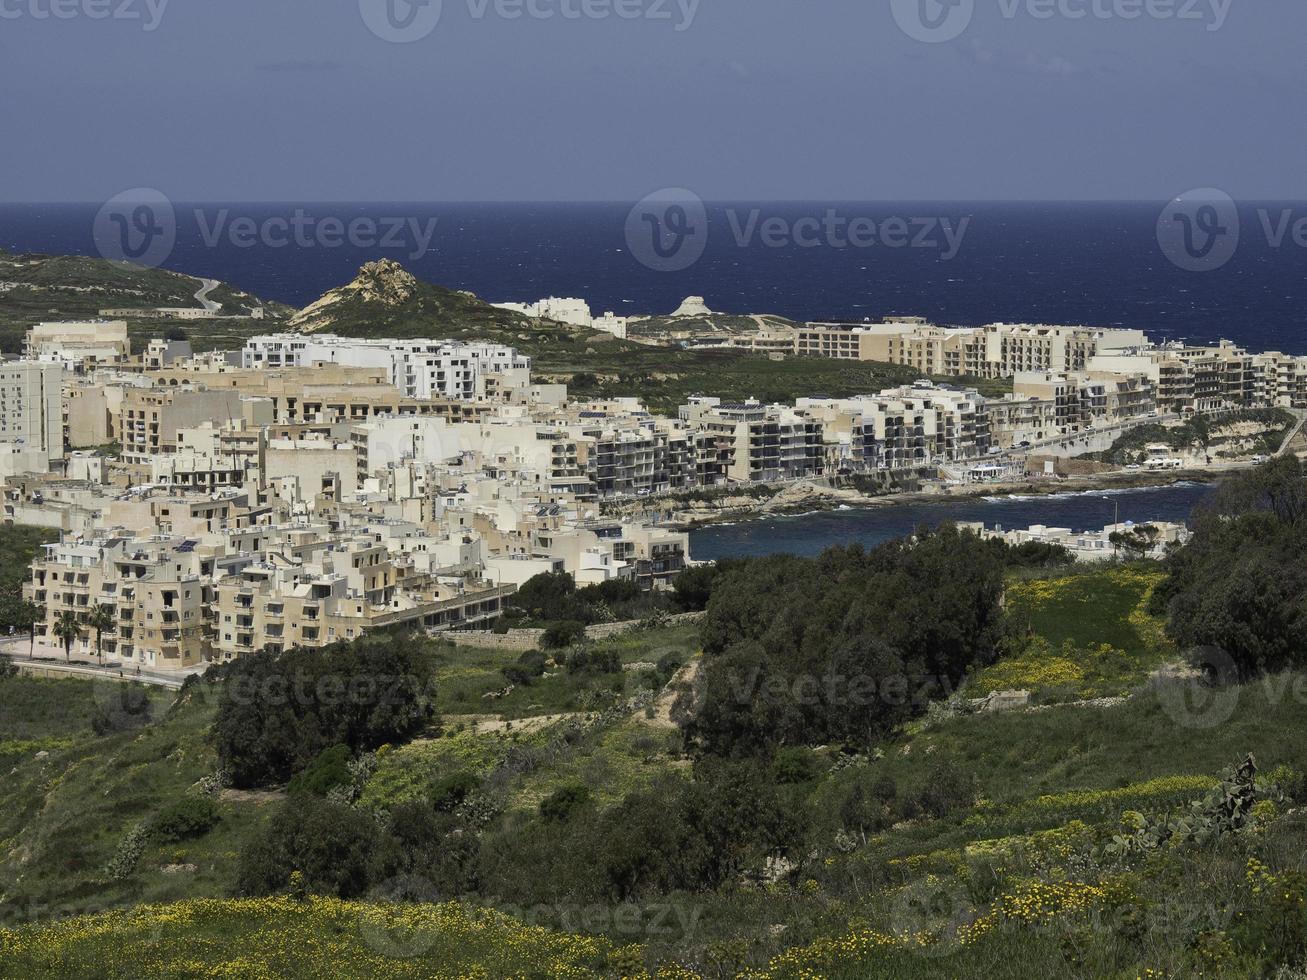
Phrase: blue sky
[{"left": 0, "top": 0, "right": 1299, "bottom": 201}]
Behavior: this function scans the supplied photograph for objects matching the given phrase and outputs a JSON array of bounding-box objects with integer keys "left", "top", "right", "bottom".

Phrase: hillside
[
  {"left": 3, "top": 538, "right": 1307, "bottom": 977},
  {"left": 0, "top": 248, "right": 292, "bottom": 355},
  {"left": 287, "top": 258, "right": 583, "bottom": 343}
]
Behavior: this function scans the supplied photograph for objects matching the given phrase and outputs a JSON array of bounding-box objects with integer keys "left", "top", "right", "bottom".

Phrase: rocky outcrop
[
  {"left": 289, "top": 259, "right": 419, "bottom": 331},
  {"left": 670, "top": 296, "right": 713, "bottom": 317}
]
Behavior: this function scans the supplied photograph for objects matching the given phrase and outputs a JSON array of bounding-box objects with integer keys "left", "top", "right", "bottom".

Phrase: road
[
  {"left": 0, "top": 635, "right": 194, "bottom": 689},
  {"left": 193, "top": 277, "right": 222, "bottom": 312}
]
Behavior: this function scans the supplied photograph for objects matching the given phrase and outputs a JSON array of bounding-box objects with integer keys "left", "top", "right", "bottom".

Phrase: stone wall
[{"left": 438, "top": 611, "right": 704, "bottom": 652}]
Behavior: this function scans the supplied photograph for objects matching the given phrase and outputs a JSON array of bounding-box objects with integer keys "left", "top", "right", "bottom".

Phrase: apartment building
[
  {"left": 0, "top": 361, "right": 63, "bottom": 475},
  {"left": 793, "top": 319, "right": 1147, "bottom": 380},
  {"left": 26, "top": 535, "right": 220, "bottom": 669},
  {"left": 120, "top": 387, "right": 273, "bottom": 462},
  {"left": 241, "top": 335, "right": 530, "bottom": 400},
  {"left": 25, "top": 320, "right": 130, "bottom": 371},
  {"left": 679, "top": 398, "right": 824, "bottom": 484},
  {"left": 211, "top": 537, "right": 511, "bottom": 661}
]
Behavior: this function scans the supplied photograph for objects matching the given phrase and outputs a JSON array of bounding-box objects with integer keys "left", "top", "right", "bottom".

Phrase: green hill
[
  {"left": 2, "top": 555, "right": 1306, "bottom": 978},
  {"left": 0, "top": 248, "right": 292, "bottom": 354}
]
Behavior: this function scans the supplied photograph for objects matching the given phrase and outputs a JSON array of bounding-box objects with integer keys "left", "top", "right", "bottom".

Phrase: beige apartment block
[
  {"left": 120, "top": 387, "right": 273, "bottom": 461},
  {"left": 212, "top": 542, "right": 512, "bottom": 661},
  {"left": 25, "top": 320, "right": 130, "bottom": 371},
  {"left": 26, "top": 536, "right": 215, "bottom": 670}
]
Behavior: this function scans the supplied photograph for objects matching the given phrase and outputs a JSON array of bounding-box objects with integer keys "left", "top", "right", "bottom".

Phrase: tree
[
  {"left": 685, "top": 527, "right": 1011, "bottom": 755},
  {"left": 1109, "top": 524, "right": 1160, "bottom": 561},
  {"left": 88, "top": 604, "right": 115, "bottom": 666},
  {"left": 1154, "top": 459, "right": 1307, "bottom": 678},
  {"left": 214, "top": 634, "right": 438, "bottom": 788},
  {"left": 52, "top": 610, "right": 80, "bottom": 663},
  {"left": 17, "top": 601, "right": 42, "bottom": 659}
]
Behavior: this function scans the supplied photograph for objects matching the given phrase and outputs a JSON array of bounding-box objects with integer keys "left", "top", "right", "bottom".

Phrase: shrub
[
  {"left": 539, "top": 782, "right": 591, "bottom": 822},
  {"left": 287, "top": 745, "right": 353, "bottom": 797},
  {"left": 152, "top": 796, "right": 221, "bottom": 842},
  {"left": 541, "top": 620, "right": 587, "bottom": 650},
  {"left": 238, "top": 796, "right": 377, "bottom": 898},
  {"left": 430, "top": 770, "right": 481, "bottom": 812}
]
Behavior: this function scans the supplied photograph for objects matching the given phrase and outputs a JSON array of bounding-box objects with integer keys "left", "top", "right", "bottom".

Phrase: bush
[
  {"left": 238, "top": 796, "right": 376, "bottom": 898},
  {"left": 773, "top": 746, "right": 823, "bottom": 784},
  {"left": 430, "top": 770, "right": 481, "bottom": 812},
  {"left": 539, "top": 782, "right": 591, "bottom": 822},
  {"left": 213, "top": 635, "right": 438, "bottom": 788},
  {"left": 0, "top": 652, "right": 15, "bottom": 680},
  {"left": 151, "top": 796, "right": 220, "bottom": 842},
  {"left": 541, "top": 620, "right": 587, "bottom": 650},
  {"left": 287, "top": 744, "right": 353, "bottom": 797}
]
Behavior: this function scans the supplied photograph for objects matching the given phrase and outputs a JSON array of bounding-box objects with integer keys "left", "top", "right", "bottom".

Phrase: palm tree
[
  {"left": 52, "top": 611, "right": 80, "bottom": 664},
  {"left": 88, "top": 605, "right": 115, "bottom": 666},
  {"left": 18, "top": 601, "right": 43, "bottom": 659}
]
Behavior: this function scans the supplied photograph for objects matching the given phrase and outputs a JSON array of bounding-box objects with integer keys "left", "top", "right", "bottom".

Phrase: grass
[
  {"left": 432, "top": 624, "right": 699, "bottom": 721},
  {"left": 0, "top": 678, "right": 272, "bottom": 918},
  {"left": 969, "top": 565, "right": 1176, "bottom": 702},
  {"left": 5, "top": 600, "right": 1307, "bottom": 978}
]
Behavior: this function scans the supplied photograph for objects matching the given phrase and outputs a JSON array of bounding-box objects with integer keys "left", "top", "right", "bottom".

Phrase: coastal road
[{"left": 193, "top": 277, "right": 222, "bottom": 312}]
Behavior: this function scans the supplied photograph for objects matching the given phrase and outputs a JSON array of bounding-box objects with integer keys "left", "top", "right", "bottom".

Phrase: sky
[{"left": 0, "top": 0, "right": 1301, "bottom": 202}]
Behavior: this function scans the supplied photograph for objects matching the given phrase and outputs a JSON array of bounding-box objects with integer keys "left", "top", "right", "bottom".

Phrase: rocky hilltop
[{"left": 286, "top": 259, "right": 592, "bottom": 346}]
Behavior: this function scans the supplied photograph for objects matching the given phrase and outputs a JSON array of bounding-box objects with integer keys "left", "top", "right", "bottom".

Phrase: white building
[
  {"left": 0, "top": 360, "right": 63, "bottom": 475},
  {"left": 493, "top": 297, "right": 592, "bottom": 328},
  {"left": 240, "top": 334, "right": 529, "bottom": 400}
]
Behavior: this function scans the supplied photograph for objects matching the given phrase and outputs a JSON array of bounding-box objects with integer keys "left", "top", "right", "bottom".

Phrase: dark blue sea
[
  {"left": 3, "top": 201, "right": 1307, "bottom": 354},
  {"left": 689, "top": 482, "right": 1215, "bottom": 560}
]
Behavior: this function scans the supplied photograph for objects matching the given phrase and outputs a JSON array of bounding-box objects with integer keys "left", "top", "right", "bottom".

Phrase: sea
[
  {"left": 688, "top": 482, "right": 1215, "bottom": 560},
  {"left": 0, "top": 200, "right": 1293, "bottom": 557},
  {"left": 3, "top": 200, "right": 1306, "bottom": 354}
]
